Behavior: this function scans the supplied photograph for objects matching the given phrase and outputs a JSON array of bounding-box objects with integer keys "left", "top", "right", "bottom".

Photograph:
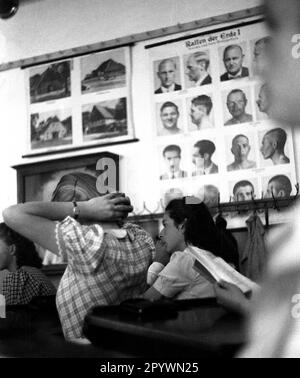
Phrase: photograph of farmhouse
[
  {"left": 81, "top": 48, "right": 126, "bottom": 94},
  {"left": 30, "top": 109, "right": 72, "bottom": 150},
  {"left": 29, "top": 61, "right": 71, "bottom": 104},
  {"left": 82, "top": 97, "right": 127, "bottom": 142}
]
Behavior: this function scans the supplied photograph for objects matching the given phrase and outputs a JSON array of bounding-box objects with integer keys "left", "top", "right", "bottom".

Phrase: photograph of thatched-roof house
[
  {"left": 82, "top": 97, "right": 128, "bottom": 142},
  {"left": 81, "top": 48, "right": 127, "bottom": 94},
  {"left": 29, "top": 60, "right": 71, "bottom": 103},
  {"left": 30, "top": 109, "right": 72, "bottom": 150}
]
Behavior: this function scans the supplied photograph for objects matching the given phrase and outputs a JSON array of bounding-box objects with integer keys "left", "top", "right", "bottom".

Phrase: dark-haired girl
[
  {"left": 144, "top": 197, "right": 240, "bottom": 301},
  {"left": 0, "top": 223, "right": 56, "bottom": 305}
]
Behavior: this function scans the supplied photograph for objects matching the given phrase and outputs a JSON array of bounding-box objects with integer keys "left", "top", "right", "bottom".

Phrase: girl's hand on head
[
  {"left": 213, "top": 280, "right": 251, "bottom": 314},
  {"left": 84, "top": 193, "right": 133, "bottom": 221}
]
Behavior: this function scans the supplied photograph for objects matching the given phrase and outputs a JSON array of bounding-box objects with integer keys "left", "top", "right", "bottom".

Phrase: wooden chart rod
[{"left": 0, "top": 6, "right": 264, "bottom": 72}]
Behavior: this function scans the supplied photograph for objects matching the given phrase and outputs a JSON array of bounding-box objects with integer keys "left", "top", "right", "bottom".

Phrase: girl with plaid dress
[
  {"left": 2, "top": 172, "right": 155, "bottom": 340},
  {"left": 0, "top": 223, "right": 56, "bottom": 305}
]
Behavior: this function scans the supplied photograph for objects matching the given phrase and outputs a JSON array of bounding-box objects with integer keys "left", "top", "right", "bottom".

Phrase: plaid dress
[
  {"left": 1, "top": 266, "right": 56, "bottom": 305},
  {"left": 55, "top": 217, "right": 155, "bottom": 340}
]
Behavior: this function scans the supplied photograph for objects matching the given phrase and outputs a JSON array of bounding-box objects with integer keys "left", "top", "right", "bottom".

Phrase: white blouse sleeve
[
  {"left": 152, "top": 252, "right": 197, "bottom": 298},
  {"left": 147, "top": 262, "right": 165, "bottom": 286}
]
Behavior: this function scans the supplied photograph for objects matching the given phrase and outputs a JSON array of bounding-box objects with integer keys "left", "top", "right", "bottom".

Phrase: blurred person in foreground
[{"left": 214, "top": 0, "right": 300, "bottom": 357}]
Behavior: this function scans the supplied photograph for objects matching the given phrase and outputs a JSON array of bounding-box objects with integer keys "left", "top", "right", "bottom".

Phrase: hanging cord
[
  {"left": 264, "top": 203, "right": 270, "bottom": 229},
  {"left": 251, "top": 193, "right": 257, "bottom": 215},
  {"left": 217, "top": 192, "right": 222, "bottom": 217},
  {"left": 271, "top": 189, "right": 279, "bottom": 212}
]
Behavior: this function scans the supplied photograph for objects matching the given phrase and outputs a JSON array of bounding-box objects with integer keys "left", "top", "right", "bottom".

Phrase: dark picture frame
[{"left": 12, "top": 152, "right": 120, "bottom": 203}]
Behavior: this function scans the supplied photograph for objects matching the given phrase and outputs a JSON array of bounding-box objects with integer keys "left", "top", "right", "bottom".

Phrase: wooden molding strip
[{"left": 0, "top": 6, "right": 263, "bottom": 72}]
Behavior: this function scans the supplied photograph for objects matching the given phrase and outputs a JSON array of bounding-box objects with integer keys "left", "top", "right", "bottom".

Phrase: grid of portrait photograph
[
  {"left": 26, "top": 47, "right": 133, "bottom": 153},
  {"left": 149, "top": 20, "right": 297, "bottom": 214}
]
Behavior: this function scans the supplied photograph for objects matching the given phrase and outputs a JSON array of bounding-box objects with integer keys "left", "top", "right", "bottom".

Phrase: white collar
[
  {"left": 228, "top": 68, "right": 243, "bottom": 79},
  {"left": 105, "top": 229, "right": 127, "bottom": 238},
  {"left": 194, "top": 162, "right": 213, "bottom": 175},
  {"left": 161, "top": 83, "right": 175, "bottom": 93},
  {"left": 195, "top": 73, "right": 209, "bottom": 86}
]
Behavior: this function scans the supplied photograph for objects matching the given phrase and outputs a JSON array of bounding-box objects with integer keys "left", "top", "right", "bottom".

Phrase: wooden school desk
[{"left": 84, "top": 298, "right": 247, "bottom": 358}]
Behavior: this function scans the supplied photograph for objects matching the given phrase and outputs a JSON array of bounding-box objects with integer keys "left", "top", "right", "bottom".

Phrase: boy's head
[
  {"left": 193, "top": 140, "right": 216, "bottom": 168},
  {"left": 266, "top": 175, "right": 292, "bottom": 198},
  {"left": 233, "top": 180, "right": 255, "bottom": 202},
  {"left": 160, "top": 102, "right": 179, "bottom": 130},
  {"left": 260, "top": 128, "right": 287, "bottom": 159},
  {"left": 227, "top": 89, "right": 247, "bottom": 119},
  {"left": 190, "top": 95, "right": 213, "bottom": 126},
  {"left": 231, "top": 134, "right": 251, "bottom": 162},
  {"left": 163, "top": 145, "right": 181, "bottom": 173}
]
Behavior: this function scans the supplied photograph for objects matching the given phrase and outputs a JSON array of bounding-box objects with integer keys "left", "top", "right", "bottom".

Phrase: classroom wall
[
  {"left": 0, "top": 0, "right": 299, "bottom": 224},
  {"left": 1, "top": 0, "right": 261, "bottom": 63}
]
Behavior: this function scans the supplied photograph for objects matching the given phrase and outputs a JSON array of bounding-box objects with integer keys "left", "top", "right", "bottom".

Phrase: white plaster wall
[{"left": 0, "top": 0, "right": 261, "bottom": 63}]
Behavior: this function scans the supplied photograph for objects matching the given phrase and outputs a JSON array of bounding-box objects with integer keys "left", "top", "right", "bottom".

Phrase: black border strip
[
  {"left": 22, "top": 138, "right": 139, "bottom": 159},
  {"left": 145, "top": 18, "right": 264, "bottom": 49}
]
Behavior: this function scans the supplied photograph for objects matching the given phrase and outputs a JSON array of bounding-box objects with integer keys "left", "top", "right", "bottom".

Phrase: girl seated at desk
[
  {"left": 0, "top": 223, "right": 56, "bottom": 305},
  {"left": 144, "top": 197, "right": 243, "bottom": 301},
  {"left": 2, "top": 173, "right": 155, "bottom": 341}
]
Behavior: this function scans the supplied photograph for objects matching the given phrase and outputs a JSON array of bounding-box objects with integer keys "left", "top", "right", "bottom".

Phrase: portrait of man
[
  {"left": 233, "top": 180, "right": 255, "bottom": 202},
  {"left": 256, "top": 83, "right": 271, "bottom": 118},
  {"left": 203, "top": 185, "right": 220, "bottom": 208},
  {"left": 189, "top": 95, "right": 213, "bottom": 130},
  {"left": 163, "top": 187, "right": 184, "bottom": 206},
  {"left": 155, "top": 58, "right": 182, "bottom": 94},
  {"left": 185, "top": 51, "right": 212, "bottom": 87},
  {"left": 195, "top": 185, "right": 219, "bottom": 211},
  {"left": 227, "top": 134, "right": 256, "bottom": 171},
  {"left": 160, "top": 145, "right": 187, "bottom": 180},
  {"left": 253, "top": 37, "right": 272, "bottom": 77},
  {"left": 192, "top": 140, "right": 218, "bottom": 176},
  {"left": 225, "top": 89, "right": 253, "bottom": 125},
  {"left": 265, "top": 175, "right": 292, "bottom": 198},
  {"left": 260, "top": 128, "right": 290, "bottom": 165},
  {"left": 158, "top": 101, "right": 182, "bottom": 136},
  {"left": 220, "top": 44, "right": 249, "bottom": 81}
]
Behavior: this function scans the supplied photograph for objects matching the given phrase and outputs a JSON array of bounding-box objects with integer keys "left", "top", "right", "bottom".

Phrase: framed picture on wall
[
  {"left": 25, "top": 47, "right": 135, "bottom": 156},
  {"left": 12, "top": 151, "right": 120, "bottom": 203},
  {"left": 147, "top": 17, "right": 298, "bottom": 228}
]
